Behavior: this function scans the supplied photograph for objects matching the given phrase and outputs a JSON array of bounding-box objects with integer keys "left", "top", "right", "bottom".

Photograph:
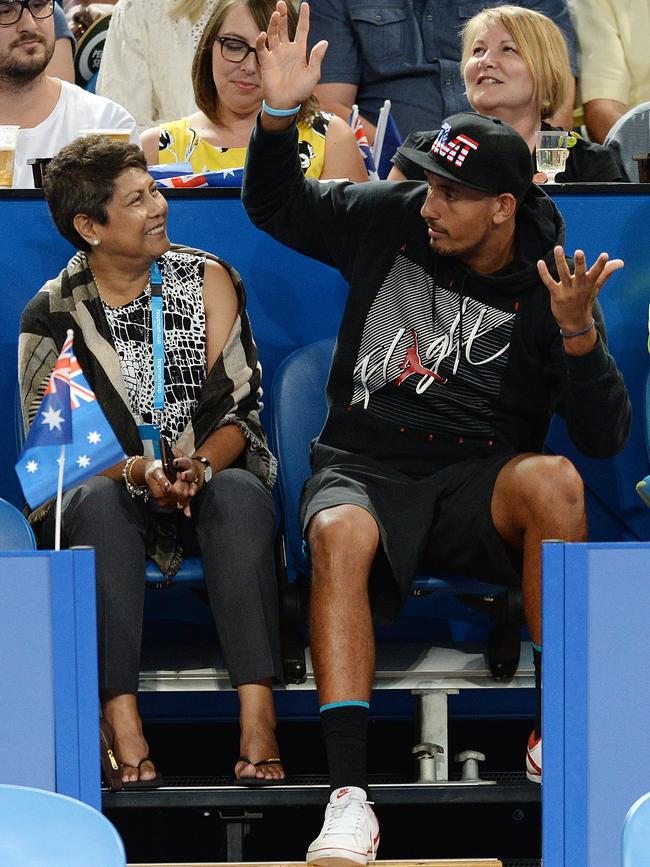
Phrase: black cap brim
[{"left": 396, "top": 145, "right": 495, "bottom": 194}]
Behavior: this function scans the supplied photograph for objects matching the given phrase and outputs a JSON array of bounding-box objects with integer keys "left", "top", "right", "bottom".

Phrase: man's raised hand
[
  {"left": 255, "top": 1, "right": 327, "bottom": 121},
  {"left": 537, "top": 246, "right": 623, "bottom": 339}
]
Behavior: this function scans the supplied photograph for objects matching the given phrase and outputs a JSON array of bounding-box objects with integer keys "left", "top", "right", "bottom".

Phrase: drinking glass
[{"left": 535, "top": 130, "right": 570, "bottom": 184}]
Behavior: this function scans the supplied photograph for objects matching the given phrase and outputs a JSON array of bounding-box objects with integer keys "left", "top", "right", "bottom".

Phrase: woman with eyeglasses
[{"left": 139, "top": 0, "right": 367, "bottom": 182}]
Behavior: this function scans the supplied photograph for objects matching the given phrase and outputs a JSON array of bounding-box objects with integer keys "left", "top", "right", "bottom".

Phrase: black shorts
[{"left": 300, "top": 443, "right": 522, "bottom": 621}]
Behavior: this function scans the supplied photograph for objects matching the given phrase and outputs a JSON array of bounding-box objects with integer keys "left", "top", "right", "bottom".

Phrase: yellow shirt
[
  {"left": 570, "top": 0, "right": 650, "bottom": 108},
  {"left": 158, "top": 112, "right": 331, "bottom": 179}
]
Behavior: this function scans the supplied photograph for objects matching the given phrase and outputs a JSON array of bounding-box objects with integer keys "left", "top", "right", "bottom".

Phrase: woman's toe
[
  {"left": 256, "top": 762, "right": 285, "bottom": 780},
  {"left": 138, "top": 759, "right": 157, "bottom": 781}
]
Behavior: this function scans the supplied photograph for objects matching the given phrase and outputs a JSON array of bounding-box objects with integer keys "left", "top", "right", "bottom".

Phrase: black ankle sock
[
  {"left": 533, "top": 646, "right": 542, "bottom": 739},
  {"left": 321, "top": 705, "right": 369, "bottom": 795}
]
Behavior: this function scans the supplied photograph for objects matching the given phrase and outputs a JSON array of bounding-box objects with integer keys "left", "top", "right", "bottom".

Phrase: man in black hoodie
[{"left": 242, "top": 4, "right": 631, "bottom": 864}]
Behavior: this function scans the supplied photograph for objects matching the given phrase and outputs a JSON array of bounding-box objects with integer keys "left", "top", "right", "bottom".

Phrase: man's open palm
[{"left": 255, "top": 1, "right": 328, "bottom": 109}]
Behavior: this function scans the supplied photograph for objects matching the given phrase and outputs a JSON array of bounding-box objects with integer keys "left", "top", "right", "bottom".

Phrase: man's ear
[
  {"left": 492, "top": 192, "right": 518, "bottom": 226},
  {"left": 73, "top": 213, "right": 98, "bottom": 247}
]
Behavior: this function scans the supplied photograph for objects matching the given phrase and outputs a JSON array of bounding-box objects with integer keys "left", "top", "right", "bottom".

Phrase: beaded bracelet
[
  {"left": 122, "top": 455, "right": 149, "bottom": 500},
  {"left": 560, "top": 318, "right": 596, "bottom": 339},
  {"left": 262, "top": 99, "right": 301, "bottom": 117}
]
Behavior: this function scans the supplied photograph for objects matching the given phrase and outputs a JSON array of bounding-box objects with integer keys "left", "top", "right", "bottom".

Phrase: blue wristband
[{"left": 262, "top": 99, "right": 301, "bottom": 117}]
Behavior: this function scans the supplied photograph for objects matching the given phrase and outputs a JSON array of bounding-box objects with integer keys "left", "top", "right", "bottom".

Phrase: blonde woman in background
[
  {"left": 140, "top": 0, "right": 366, "bottom": 182},
  {"left": 97, "top": 0, "right": 220, "bottom": 132},
  {"left": 389, "top": 5, "right": 624, "bottom": 184}
]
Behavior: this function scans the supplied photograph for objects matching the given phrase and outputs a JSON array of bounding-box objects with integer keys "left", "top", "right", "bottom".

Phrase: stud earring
[{"left": 92, "top": 239, "right": 100, "bottom": 246}]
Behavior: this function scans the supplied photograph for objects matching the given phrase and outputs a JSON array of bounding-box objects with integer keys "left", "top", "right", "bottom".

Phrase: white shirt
[
  {"left": 13, "top": 79, "right": 138, "bottom": 188},
  {"left": 96, "top": 0, "right": 219, "bottom": 133}
]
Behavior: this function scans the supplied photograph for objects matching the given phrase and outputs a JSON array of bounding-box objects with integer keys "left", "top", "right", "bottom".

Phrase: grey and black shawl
[{"left": 18, "top": 244, "right": 277, "bottom": 538}]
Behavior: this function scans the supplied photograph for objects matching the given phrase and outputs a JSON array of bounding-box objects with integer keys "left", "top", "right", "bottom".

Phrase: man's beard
[{"left": 0, "top": 43, "right": 52, "bottom": 84}]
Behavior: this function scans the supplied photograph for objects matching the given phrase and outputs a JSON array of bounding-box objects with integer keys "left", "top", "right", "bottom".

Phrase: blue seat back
[
  {"left": 0, "top": 784, "right": 126, "bottom": 866},
  {"left": 622, "top": 790, "right": 650, "bottom": 866},
  {"left": 271, "top": 337, "right": 333, "bottom": 578},
  {"left": 0, "top": 497, "right": 36, "bottom": 550}
]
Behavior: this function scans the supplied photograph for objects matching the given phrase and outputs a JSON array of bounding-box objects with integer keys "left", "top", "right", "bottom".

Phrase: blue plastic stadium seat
[
  {"left": 0, "top": 784, "right": 126, "bottom": 867},
  {"left": 145, "top": 555, "right": 204, "bottom": 588},
  {"left": 270, "top": 337, "right": 505, "bottom": 598},
  {"left": 622, "top": 791, "right": 650, "bottom": 866},
  {"left": 0, "top": 497, "right": 36, "bottom": 550}
]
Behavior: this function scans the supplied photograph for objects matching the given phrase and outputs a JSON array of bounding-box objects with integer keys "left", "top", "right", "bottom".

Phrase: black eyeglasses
[
  {"left": 216, "top": 36, "right": 259, "bottom": 64},
  {"left": 0, "top": 0, "right": 54, "bottom": 26}
]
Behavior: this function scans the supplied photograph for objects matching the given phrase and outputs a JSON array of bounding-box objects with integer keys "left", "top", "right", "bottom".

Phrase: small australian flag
[{"left": 15, "top": 330, "right": 126, "bottom": 509}]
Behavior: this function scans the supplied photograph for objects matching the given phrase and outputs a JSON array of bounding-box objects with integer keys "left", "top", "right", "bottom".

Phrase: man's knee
[
  {"left": 308, "top": 505, "right": 380, "bottom": 568},
  {"left": 510, "top": 455, "right": 585, "bottom": 518}
]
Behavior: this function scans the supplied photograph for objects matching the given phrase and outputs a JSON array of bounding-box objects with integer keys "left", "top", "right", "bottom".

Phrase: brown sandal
[
  {"left": 99, "top": 719, "right": 123, "bottom": 792},
  {"left": 99, "top": 720, "right": 164, "bottom": 790}
]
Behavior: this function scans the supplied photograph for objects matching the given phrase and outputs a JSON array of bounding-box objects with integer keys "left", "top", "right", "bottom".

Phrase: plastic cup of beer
[
  {"left": 0, "top": 125, "right": 20, "bottom": 189},
  {"left": 78, "top": 129, "right": 131, "bottom": 142}
]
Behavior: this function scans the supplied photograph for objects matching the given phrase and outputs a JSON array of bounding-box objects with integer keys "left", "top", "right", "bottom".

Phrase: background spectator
[
  {"left": 48, "top": 3, "right": 75, "bottom": 81},
  {"left": 65, "top": 2, "right": 115, "bottom": 40},
  {"left": 0, "top": 0, "right": 137, "bottom": 187},
  {"left": 569, "top": 0, "right": 650, "bottom": 143},
  {"left": 604, "top": 101, "right": 650, "bottom": 182},
  {"left": 390, "top": 5, "right": 624, "bottom": 184},
  {"left": 140, "top": 0, "right": 367, "bottom": 182},
  {"left": 308, "top": 0, "right": 578, "bottom": 143},
  {"left": 97, "top": 0, "right": 220, "bottom": 132}
]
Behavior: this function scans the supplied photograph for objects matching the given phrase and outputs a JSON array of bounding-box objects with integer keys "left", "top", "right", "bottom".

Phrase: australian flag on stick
[
  {"left": 15, "top": 330, "right": 125, "bottom": 510},
  {"left": 349, "top": 105, "right": 379, "bottom": 181}
]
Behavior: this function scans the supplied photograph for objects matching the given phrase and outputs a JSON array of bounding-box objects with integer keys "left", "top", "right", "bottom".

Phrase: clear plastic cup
[
  {"left": 0, "top": 125, "right": 20, "bottom": 189},
  {"left": 535, "top": 130, "right": 571, "bottom": 184}
]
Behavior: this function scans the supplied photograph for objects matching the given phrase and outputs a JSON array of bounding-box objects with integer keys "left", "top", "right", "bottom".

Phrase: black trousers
[{"left": 40, "top": 468, "right": 282, "bottom": 693}]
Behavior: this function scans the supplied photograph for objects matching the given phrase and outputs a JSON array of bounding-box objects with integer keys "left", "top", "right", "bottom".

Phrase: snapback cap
[{"left": 397, "top": 112, "right": 533, "bottom": 199}]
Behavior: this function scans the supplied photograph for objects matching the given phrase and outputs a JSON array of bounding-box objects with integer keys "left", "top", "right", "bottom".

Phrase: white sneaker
[
  {"left": 306, "top": 786, "right": 380, "bottom": 866},
  {"left": 526, "top": 730, "right": 542, "bottom": 784}
]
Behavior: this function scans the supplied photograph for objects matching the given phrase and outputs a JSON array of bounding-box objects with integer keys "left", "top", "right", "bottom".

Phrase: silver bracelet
[
  {"left": 122, "top": 456, "right": 149, "bottom": 500},
  {"left": 560, "top": 318, "right": 595, "bottom": 339}
]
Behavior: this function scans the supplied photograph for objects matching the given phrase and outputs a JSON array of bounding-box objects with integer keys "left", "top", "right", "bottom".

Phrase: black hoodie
[{"left": 243, "top": 120, "right": 631, "bottom": 478}]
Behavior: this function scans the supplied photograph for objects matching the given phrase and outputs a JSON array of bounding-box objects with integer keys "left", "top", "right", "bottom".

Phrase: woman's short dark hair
[
  {"left": 192, "top": 0, "right": 320, "bottom": 125},
  {"left": 44, "top": 137, "right": 148, "bottom": 252}
]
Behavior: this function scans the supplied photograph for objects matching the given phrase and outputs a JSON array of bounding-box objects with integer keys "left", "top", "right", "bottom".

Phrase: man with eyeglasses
[{"left": 0, "top": 0, "right": 137, "bottom": 187}]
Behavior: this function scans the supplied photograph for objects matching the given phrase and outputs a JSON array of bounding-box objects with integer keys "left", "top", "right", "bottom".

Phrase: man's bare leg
[
  {"left": 491, "top": 453, "right": 587, "bottom": 645},
  {"left": 306, "top": 504, "right": 382, "bottom": 865},
  {"left": 491, "top": 452, "right": 587, "bottom": 780},
  {"left": 308, "top": 504, "right": 380, "bottom": 704}
]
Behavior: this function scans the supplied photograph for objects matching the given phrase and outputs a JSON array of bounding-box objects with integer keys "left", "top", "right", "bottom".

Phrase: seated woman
[
  {"left": 97, "top": 0, "right": 221, "bottom": 133},
  {"left": 140, "top": 0, "right": 367, "bottom": 182},
  {"left": 389, "top": 4, "right": 625, "bottom": 184},
  {"left": 19, "top": 136, "right": 285, "bottom": 788}
]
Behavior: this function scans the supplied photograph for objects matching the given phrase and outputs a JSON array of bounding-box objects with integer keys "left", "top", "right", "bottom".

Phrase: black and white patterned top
[{"left": 101, "top": 250, "right": 206, "bottom": 443}]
